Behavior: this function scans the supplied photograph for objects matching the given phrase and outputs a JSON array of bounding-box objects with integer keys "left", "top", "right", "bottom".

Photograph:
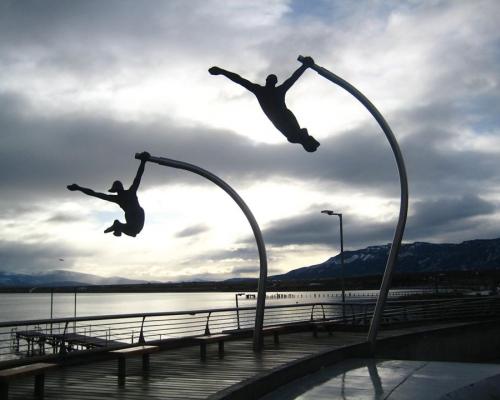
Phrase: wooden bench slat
[
  {"left": 0, "top": 363, "right": 57, "bottom": 380},
  {"left": 194, "top": 334, "right": 231, "bottom": 342},
  {"left": 109, "top": 345, "right": 159, "bottom": 357}
]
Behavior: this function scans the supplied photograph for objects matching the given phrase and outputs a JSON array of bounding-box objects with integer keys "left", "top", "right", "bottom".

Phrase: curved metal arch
[
  {"left": 297, "top": 56, "right": 409, "bottom": 348},
  {"left": 136, "top": 154, "right": 267, "bottom": 351}
]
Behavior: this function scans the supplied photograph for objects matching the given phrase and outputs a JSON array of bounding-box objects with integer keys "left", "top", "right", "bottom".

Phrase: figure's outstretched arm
[
  {"left": 209, "top": 66, "right": 257, "bottom": 92},
  {"left": 67, "top": 184, "right": 117, "bottom": 202},
  {"left": 130, "top": 151, "right": 150, "bottom": 192},
  {"left": 280, "top": 56, "right": 314, "bottom": 92}
]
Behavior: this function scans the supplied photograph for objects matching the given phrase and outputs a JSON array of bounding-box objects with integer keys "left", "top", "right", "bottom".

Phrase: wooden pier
[
  {"left": 5, "top": 317, "right": 500, "bottom": 399},
  {"left": 15, "top": 330, "right": 124, "bottom": 356},
  {"left": 7, "top": 329, "right": 370, "bottom": 399}
]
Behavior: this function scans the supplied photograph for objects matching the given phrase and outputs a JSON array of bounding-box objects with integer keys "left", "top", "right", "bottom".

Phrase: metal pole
[
  {"left": 50, "top": 289, "right": 54, "bottom": 335},
  {"left": 338, "top": 214, "right": 346, "bottom": 321},
  {"left": 299, "top": 56, "right": 409, "bottom": 349},
  {"left": 74, "top": 288, "right": 77, "bottom": 334},
  {"left": 50, "top": 289, "right": 54, "bottom": 320},
  {"left": 139, "top": 154, "right": 268, "bottom": 352},
  {"left": 235, "top": 293, "right": 241, "bottom": 330}
]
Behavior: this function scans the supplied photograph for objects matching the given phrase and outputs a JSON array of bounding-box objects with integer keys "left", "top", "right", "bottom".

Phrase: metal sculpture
[
  {"left": 209, "top": 57, "right": 320, "bottom": 152},
  {"left": 67, "top": 152, "right": 150, "bottom": 237},
  {"left": 297, "top": 55, "right": 409, "bottom": 348},
  {"left": 135, "top": 153, "right": 268, "bottom": 352}
]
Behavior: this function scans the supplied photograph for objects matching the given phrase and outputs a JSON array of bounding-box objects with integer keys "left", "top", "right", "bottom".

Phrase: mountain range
[
  {"left": 271, "top": 238, "right": 500, "bottom": 281},
  {"left": 0, "top": 269, "right": 151, "bottom": 288},
  {"left": 1, "top": 238, "right": 500, "bottom": 287}
]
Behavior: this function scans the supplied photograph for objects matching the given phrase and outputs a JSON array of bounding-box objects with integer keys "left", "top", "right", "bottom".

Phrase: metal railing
[
  {"left": 1, "top": 296, "right": 498, "bottom": 363},
  {"left": 0, "top": 302, "right": 344, "bottom": 362}
]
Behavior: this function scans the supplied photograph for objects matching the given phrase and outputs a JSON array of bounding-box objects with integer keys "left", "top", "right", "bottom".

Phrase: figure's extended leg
[
  {"left": 284, "top": 128, "right": 320, "bottom": 152},
  {"left": 277, "top": 110, "right": 320, "bottom": 152},
  {"left": 300, "top": 129, "right": 320, "bottom": 152},
  {"left": 104, "top": 220, "right": 123, "bottom": 236}
]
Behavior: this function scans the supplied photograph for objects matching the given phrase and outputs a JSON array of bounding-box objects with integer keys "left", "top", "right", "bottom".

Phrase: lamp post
[
  {"left": 321, "top": 210, "right": 345, "bottom": 320},
  {"left": 235, "top": 292, "right": 245, "bottom": 330},
  {"left": 137, "top": 153, "right": 268, "bottom": 352},
  {"left": 299, "top": 56, "right": 408, "bottom": 349}
]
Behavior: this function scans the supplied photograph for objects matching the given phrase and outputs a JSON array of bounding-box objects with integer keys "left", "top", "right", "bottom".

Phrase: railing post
[
  {"left": 73, "top": 288, "right": 77, "bottom": 334},
  {"left": 139, "top": 316, "right": 146, "bottom": 344},
  {"left": 60, "top": 321, "right": 69, "bottom": 354},
  {"left": 205, "top": 312, "right": 212, "bottom": 335}
]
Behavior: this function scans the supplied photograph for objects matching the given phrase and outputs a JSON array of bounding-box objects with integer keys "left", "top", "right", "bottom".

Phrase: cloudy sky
[{"left": 1, "top": 0, "right": 499, "bottom": 282}]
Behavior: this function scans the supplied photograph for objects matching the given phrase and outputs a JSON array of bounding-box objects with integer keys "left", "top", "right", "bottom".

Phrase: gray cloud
[
  {"left": 0, "top": 239, "right": 86, "bottom": 274},
  {"left": 2, "top": 87, "right": 500, "bottom": 240},
  {"left": 229, "top": 265, "right": 259, "bottom": 275},
  {"left": 0, "top": 1, "right": 303, "bottom": 83},
  {"left": 0, "top": 90, "right": 395, "bottom": 200},
  {"left": 244, "top": 194, "right": 499, "bottom": 254},
  {"left": 45, "top": 212, "right": 84, "bottom": 224},
  {"left": 190, "top": 246, "right": 259, "bottom": 264},
  {"left": 175, "top": 224, "right": 210, "bottom": 238},
  {"left": 411, "top": 195, "right": 496, "bottom": 228}
]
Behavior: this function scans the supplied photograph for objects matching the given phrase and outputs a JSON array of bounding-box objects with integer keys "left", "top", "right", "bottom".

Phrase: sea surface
[{"left": 0, "top": 289, "right": 423, "bottom": 323}]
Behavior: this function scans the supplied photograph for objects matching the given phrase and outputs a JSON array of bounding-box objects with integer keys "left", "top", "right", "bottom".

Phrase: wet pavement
[{"left": 261, "top": 358, "right": 500, "bottom": 399}]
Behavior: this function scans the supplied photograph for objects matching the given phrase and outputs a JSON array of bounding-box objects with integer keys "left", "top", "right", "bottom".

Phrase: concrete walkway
[{"left": 261, "top": 358, "right": 500, "bottom": 400}]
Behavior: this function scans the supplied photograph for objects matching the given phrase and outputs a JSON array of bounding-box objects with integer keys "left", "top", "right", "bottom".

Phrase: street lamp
[{"left": 321, "top": 210, "right": 345, "bottom": 319}]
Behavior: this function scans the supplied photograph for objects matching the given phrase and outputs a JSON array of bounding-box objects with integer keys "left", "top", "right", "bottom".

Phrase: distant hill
[
  {"left": 0, "top": 269, "right": 154, "bottom": 287},
  {"left": 3, "top": 238, "right": 500, "bottom": 288},
  {"left": 271, "top": 238, "right": 500, "bottom": 281}
]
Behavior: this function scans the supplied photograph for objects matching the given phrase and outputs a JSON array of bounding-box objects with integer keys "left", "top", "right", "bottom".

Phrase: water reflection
[
  {"left": 368, "top": 361, "right": 384, "bottom": 397},
  {"left": 261, "top": 359, "right": 388, "bottom": 400}
]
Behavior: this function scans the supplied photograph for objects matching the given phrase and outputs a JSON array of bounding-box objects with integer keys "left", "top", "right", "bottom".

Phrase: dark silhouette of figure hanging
[
  {"left": 209, "top": 56, "right": 319, "bottom": 152},
  {"left": 67, "top": 152, "right": 150, "bottom": 237}
]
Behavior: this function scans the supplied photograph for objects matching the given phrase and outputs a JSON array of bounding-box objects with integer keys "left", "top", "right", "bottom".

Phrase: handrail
[
  {"left": 0, "top": 297, "right": 485, "bottom": 328},
  {"left": 0, "top": 302, "right": 343, "bottom": 328},
  {"left": 2, "top": 297, "right": 498, "bottom": 362}
]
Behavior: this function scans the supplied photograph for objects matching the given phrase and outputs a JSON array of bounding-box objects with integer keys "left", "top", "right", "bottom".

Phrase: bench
[
  {"left": 262, "top": 325, "right": 288, "bottom": 345},
  {"left": 0, "top": 362, "right": 57, "bottom": 400},
  {"left": 310, "top": 320, "right": 335, "bottom": 337},
  {"left": 109, "top": 345, "right": 159, "bottom": 383},
  {"left": 193, "top": 334, "right": 231, "bottom": 360}
]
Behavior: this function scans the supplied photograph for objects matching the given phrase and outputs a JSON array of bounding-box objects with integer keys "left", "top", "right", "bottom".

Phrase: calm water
[{"left": 0, "top": 290, "right": 384, "bottom": 322}]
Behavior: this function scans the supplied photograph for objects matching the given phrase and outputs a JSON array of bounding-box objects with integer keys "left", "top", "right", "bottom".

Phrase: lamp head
[{"left": 321, "top": 210, "right": 334, "bottom": 215}]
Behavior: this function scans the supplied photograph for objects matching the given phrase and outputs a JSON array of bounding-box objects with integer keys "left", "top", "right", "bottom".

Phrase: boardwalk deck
[
  {"left": 7, "top": 330, "right": 370, "bottom": 400},
  {"left": 5, "top": 322, "right": 485, "bottom": 400}
]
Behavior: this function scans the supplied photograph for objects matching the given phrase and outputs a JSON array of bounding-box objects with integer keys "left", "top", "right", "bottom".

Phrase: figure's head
[
  {"left": 265, "top": 74, "right": 278, "bottom": 87},
  {"left": 108, "top": 180, "right": 124, "bottom": 193}
]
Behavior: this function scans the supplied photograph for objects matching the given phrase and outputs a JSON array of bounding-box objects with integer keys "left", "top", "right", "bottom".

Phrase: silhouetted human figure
[
  {"left": 67, "top": 152, "right": 150, "bottom": 237},
  {"left": 209, "top": 56, "right": 319, "bottom": 152}
]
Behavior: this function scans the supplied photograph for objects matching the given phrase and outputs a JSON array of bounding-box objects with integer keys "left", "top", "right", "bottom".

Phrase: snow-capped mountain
[{"left": 271, "top": 238, "right": 500, "bottom": 281}]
